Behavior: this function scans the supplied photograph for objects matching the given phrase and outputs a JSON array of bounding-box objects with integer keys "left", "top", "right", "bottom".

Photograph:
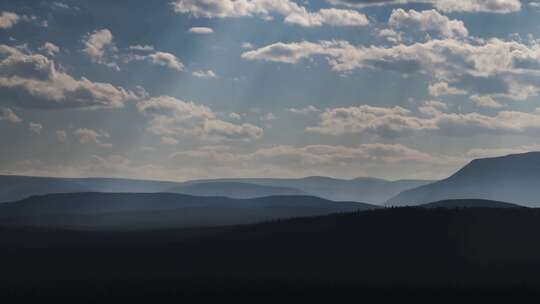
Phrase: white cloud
[
  {"left": 161, "top": 136, "right": 179, "bottom": 145},
  {"left": 172, "top": 0, "right": 369, "bottom": 27},
  {"left": 241, "top": 42, "right": 254, "bottom": 49},
  {"left": 242, "top": 38, "right": 540, "bottom": 99},
  {"left": 192, "top": 69, "right": 218, "bottom": 78},
  {"left": 128, "top": 45, "right": 155, "bottom": 52},
  {"left": 428, "top": 82, "right": 467, "bottom": 96},
  {"left": 0, "top": 44, "right": 138, "bottom": 109},
  {"left": 418, "top": 100, "right": 448, "bottom": 116},
  {"left": 0, "top": 12, "right": 19, "bottom": 29},
  {"left": 83, "top": 29, "right": 119, "bottom": 70},
  {"left": 288, "top": 105, "right": 321, "bottom": 115},
  {"left": 389, "top": 9, "right": 468, "bottom": 38},
  {"left": 39, "top": 42, "right": 60, "bottom": 57},
  {"left": 148, "top": 52, "right": 184, "bottom": 71},
  {"left": 470, "top": 94, "right": 504, "bottom": 108},
  {"left": 229, "top": 112, "right": 242, "bottom": 120},
  {"left": 284, "top": 8, "right": 369, "bottom": 27},
  {"left": 306, "top": 104, "right": 540, "bottom": 137},
  {"left": 29, "top": 122, "right": 43, "bottom": 134},
  {"left": 188, "top": 27, "right": 214, "bottom": 34},
  {"left": 0, "top": 107, "right": 21, "bottom": 123},
  {"left": 73, "top": 128, "right": 112, "bottom": 148},
  {"left": 137, "top": 96, "right": 263, "bottom": 142},
  {"left": 56, "top": 130, "right": 67, "bottom": 143},
  {"left": 465, "top": 144, "right": 540, "bottom": 159},
  {"left": 328, "top": 0, "right": 522, "bottom": 14}
]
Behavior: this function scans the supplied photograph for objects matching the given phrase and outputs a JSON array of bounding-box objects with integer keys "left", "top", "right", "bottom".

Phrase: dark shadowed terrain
[{"left": 2, "top": 205, "right": 540, "bottom": 300}]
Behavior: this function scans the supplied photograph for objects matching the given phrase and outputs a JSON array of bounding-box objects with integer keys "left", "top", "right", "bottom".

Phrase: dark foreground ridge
[{"left": 3, "top": 206, "right": 540, "bottom": 300}]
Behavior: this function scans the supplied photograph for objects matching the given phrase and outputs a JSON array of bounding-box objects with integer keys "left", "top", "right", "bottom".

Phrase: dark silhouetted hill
[
  {"left": 3, "top": 207, "right": 540, "bottom": 299},
  {"left": 387, "top": 152, "right": 540, "bottom": 207},
  {"left": 0, "top": 192, "right": 376, "bottom": 230},
  {"left": 168, "top": 182, "right": 307, "bottom": 198}
]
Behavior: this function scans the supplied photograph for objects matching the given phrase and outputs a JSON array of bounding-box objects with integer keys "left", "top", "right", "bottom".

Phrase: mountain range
[
  {"left": 387, "top": 152, "right": 540, "bottom": 207},
  {"left": 0, "top": 174, "right": 432, "bottom": 204}
]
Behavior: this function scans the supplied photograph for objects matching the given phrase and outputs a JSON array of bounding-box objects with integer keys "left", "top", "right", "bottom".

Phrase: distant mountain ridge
[
  {"left": 183, "top": 177, "right": 433, "bottom": 204},
  {"left": 0, "top": 175, "right": 433, "bottom": 204},
  {"left": 419, "top": 199, "right": 524, "bottom": 209},
  {"left": 388, "top": 152, "right": 540, "bottom": 207},
  {"left": 0, "top": 192, "right": 377, "bottom": 230}
]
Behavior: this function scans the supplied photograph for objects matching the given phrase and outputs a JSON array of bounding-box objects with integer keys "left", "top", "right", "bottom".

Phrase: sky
[{"left": 1, "top": 0, "right": 540, "bottom": 181}]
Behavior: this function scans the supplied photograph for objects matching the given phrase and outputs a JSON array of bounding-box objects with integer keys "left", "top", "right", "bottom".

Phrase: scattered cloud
[
  {"left": 327, "top": 0, "right": 522, "bottom": 14},
  {"left": 288, "top": 105, "right": 321, "bottom": 115},
  {"left": 188, "top": 27, "right": 214, "bottom": 34},
  {"left": 0, "top": 12, "right": 19, "bottom": 29},
  {"left": 172, "top": 0, "right": 369, "bottom": 27},
  {"left": 0, "top": 44, "right": 138, "bottom": 109},
  {"left": 73, "top": 128, "right": 112, "bottom": 148},
  {"left": 428, "top": 82, "right": 467, "bottom": 96},
  {"left": 306, "top": 104, "right": 540, "bottom": 137},
  {"left": 389, "top": 9, "right": 469, "bottom": 39},
  {"left": 83, "top": 29, "right": 119, "bottom": 70},
  {"left": 470, "top": 94, "right": 504, "bottom": 108},
  {"left": 0, "top": 107, "right": 22, "bottom": 123},
  {"left": 39, "top": 42, "right": 60, "bottom": 57},
  {"left": 192, "top": 69, "right": 218, "bottom": 78},
  {"left": 148, "top": 52, "right": 184, "bottom": 71},
  {"left": 29, "top": 122, "right": 43, "bottom": 134},
  {"left": 137, "top": 95, "right": 263, "bottom": 142},
  {"left": 56, "top": 130, "right": 67, "bottom": 143}
]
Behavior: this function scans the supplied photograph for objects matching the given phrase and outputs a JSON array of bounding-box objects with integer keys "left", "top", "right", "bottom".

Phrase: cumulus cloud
[
  {"left": 73, "top": 128, "right": 112, "bottom": 148},
  {"left": 388, "top": 9, "right": 468, "bottom": 38},
  {"left": 288, "top": 105, "right": 321, "bottom": 115},
  {"left": 188, "top": 27, "right": 214, "bottom": 34},
  {"left": 0, "top": 44, "right": 138, "bottom": 109},
  {"left": 306, "top": 104, "right": 540, "bottom": 137},
  {"left": 327, "top": 0, "right": 522, "bottom": 14},
  {"left": 29, "top": 122, "right": 43, "bottom": 134},
  {"left": 418, "top": 100, "right": 448, "bottom": 116},
  {"left": 192, "top": 69, "right": 218, "bottom": 78},
  {"left": 242, "top": 38, "right": 540, "bottom": 100},
  {"left": 137, "top": 95, "right": 263, "bottom": 142},
  {"left": 0, "top": 107, "right": 21, "bottom": 123},
  {"left": 0, "top": 12, "right": 20, "bottom": 29},
  {"left": 56, "top": 130, "right": 67, "bottom": 143},
  {"left": 470, "top": 94, "right": 504, "bottom": 108},
  {"left": 128, "top": 45, "right": 155, "bottom": 52},
  {"left": 168, "top": 142, "right": 459, "bottom": 179},
  {"left": 83, "top": 29, "right": 119, "bottom": 70},
  {"left": 39, "top": 42, "right": 60, "bottom": 57},
  {"left": 161, "top": 136, "right": 179, "bottom": 145},
  {"left": 148, "top": 52, "right": 184, "bottom": 71},
  {"left": 428, "top": 82, "right": 468, "bottom": 96},
  {"left": 172, "top": 0, "right": 369, "bottom": 27}
]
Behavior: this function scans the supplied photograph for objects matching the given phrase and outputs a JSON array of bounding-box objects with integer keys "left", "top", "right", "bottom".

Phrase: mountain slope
[
  {"left": 387, "top": 152, "right": 540, "bottom": 207},
  {"left": 168, "top": 182, "right": 307, "bottom": 198},
  {"left": 0, "top": 192, "right": 377, "bottom": 230}
]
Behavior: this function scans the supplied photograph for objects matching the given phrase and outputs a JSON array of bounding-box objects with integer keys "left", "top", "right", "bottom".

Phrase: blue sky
[{"left": 1, "top": 0, "right": 540, "bottom": 181}]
